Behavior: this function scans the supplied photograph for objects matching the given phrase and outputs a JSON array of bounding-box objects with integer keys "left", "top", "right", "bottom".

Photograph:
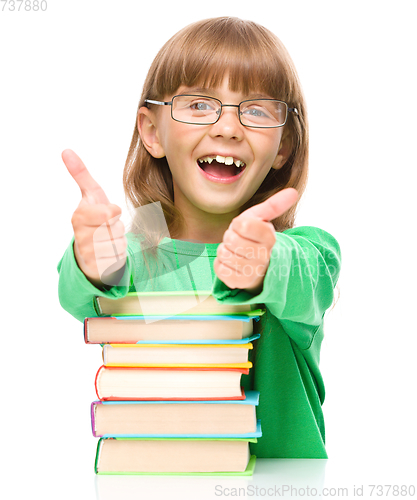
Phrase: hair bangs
[{"left": 149, "top": 18, "right": 294, "bottom": 103}]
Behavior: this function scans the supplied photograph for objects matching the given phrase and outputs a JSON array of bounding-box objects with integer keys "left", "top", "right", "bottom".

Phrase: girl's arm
[
  {"left": 213, "top": 189, "right": 340, "bottom": 334},
  {"left": 212, "top": 226, "right": 341, "bottom": 346},
  {"left": 214, "top": 189, "right": 299, "bottom": 294},
  {"left": 58, "top": 149, "right": 133, "bottom": 322},
  {"left": 57, "top": 236, "right": 135, "bottom": 322}
]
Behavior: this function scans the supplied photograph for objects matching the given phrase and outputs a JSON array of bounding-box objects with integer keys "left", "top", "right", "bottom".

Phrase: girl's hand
[
  {"left": 213, "top": 188, "right": 298, "bottom": 293},
  {"left": 62, "top": 149, "right": 127, "bottom": 288}
]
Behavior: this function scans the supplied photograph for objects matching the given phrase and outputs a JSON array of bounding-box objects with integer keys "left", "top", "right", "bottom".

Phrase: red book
[{"left": 95, "top": 366, "right": 248, "bottom": 401}]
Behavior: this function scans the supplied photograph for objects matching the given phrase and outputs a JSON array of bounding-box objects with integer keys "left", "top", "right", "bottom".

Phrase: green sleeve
[
  {"left": 57, "top": 236, "right": 136, "bottom": 322},
  {"left": 211, "top": 226, "right": 341, "bottom": 349}
]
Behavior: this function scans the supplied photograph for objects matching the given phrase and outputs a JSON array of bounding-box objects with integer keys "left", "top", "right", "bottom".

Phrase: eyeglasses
[{"left": 145, "top": 95, "right": 298, "bottom": 128}]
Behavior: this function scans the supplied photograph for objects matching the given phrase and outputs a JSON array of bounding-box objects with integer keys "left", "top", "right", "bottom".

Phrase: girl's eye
[
  {"left": 189, "top": 101, "right": 215, "bottom": 111},
  {"left": 242, "top": 107, "right": 268, "bottom": 118}
]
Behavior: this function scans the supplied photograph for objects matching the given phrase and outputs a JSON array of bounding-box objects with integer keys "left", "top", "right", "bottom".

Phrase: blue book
[
  {"left": 84, "top": 312, "right": 264, "bottom": 344},
  {"left": 91, "top": 391, "right": 261, "bottom": 438}
]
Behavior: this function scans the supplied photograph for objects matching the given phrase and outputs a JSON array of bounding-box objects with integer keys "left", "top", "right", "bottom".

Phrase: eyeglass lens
[{"left": 172, "top": 95, "right": 287, "bottom": 127}]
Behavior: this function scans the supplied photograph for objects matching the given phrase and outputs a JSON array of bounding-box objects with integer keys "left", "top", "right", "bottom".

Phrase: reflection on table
[{"left": 95, "top": 458, "right": 327, "bottom": 500}]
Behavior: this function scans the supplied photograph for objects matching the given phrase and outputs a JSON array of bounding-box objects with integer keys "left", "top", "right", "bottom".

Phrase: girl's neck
[
  {"left": 176, "top": 218, "right": 232, "bottom": 244},
  {"left": 174, "top": 209, "right": 238, "bottom": 244}
]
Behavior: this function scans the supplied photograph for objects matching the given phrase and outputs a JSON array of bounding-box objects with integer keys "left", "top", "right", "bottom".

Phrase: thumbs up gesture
[
  {"left": 213, "top": 188, "right": 298, "bottom": 293},
  {"left": 62, "top": 149, "right": 127, "bottom": 288}
]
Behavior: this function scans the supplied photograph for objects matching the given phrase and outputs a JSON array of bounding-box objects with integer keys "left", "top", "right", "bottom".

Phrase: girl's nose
[{"left": 209, "top": 106, "right": 244, "bottom": 141}]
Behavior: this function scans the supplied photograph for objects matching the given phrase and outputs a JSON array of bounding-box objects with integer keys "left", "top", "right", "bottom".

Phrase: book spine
[
  {"left": 94, "top": 438, "right": 105, "bottom": 474},
  {"left": 95, "top": 366, "right": 104, "bottom": 400},
  {"left": 93, "top": 296, "right": 102, "bottom": 316},
  {"left": 90, "top": 401, "right": 94, "bottom": 436},
  {"left": 91, "top": 401, "right": 103, "bottom": 438}
]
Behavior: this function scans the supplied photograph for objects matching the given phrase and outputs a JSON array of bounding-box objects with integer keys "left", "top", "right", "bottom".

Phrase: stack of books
[{"left": 85, "top": 291, "right": 264, "bottom": 475}]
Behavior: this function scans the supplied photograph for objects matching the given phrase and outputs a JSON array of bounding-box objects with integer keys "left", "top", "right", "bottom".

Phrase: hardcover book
[
  {"left": 94, "top": 291, "right": 262, "bottom": 316},
  {"left": 95, "top": 366, "right": 249, "bottom": 401},
  {"left": 95, "top": 437, "right": 257, "bottom": 475},
  {"left": 84, "top": 313, "right": 264, "bottom": 344},
  {"left": 91, "top": 391, "right": 260, "bottom": 438},
  {"left": 101, "top": 341, "right": 254, "bottom": 367}
]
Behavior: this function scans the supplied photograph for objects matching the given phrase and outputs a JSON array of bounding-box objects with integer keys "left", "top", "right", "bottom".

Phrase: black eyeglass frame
[{"left": 144, "top": 95, "right": 299, "bottom": 129}]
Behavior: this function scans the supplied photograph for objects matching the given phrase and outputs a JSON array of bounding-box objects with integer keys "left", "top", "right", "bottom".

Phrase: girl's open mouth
[{"left": 197, "top": 155, "right": 246, "bottom": 179}]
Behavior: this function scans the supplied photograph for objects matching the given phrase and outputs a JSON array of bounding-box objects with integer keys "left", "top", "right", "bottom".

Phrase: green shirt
[{"left": 57, "top": 226, "right": 341, "bottom": 458}]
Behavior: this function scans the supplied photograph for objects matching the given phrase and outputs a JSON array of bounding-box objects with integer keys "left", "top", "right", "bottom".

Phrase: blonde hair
[{"left": 124, "top": 16, "right": 308, "bottom": 249}]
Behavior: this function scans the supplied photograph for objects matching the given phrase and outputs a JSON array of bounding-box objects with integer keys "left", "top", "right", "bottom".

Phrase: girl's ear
[
  {"left": 137, "top": 107, "right": 165, "bottom": 159},
  {"left": 272, "top": 128, "right": 292, "bottom": 170}
]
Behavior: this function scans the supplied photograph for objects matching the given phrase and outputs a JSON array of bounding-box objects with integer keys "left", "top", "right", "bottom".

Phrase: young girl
[{"left": 58, "top": 17, "right": 341, "bottom": 459}]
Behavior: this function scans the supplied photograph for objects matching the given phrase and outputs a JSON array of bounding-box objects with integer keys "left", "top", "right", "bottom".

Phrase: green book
[
  {"left": 94, "top": 291, "right": 264, "bottom": 317},
  {"left": 95, "top": 437, "right": 257, "bottom": 475}
]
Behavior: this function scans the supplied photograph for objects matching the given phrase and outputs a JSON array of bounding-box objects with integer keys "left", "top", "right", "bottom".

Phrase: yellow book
[{"left": 102, "top": 342, "right": 253, "bottom": 368}]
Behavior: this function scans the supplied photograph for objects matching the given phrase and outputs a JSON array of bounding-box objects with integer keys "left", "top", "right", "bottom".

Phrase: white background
[{"left": 1, "top": 1, "right": 416, "bottom": 499}]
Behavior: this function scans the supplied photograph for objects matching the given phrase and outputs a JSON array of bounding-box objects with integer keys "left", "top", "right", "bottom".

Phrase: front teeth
[
  {"left": 219, "top": 155, "right": 234, "bottom": 165},
  {"left": 198, "top": 155, "right": 245, "bottom": 168}
]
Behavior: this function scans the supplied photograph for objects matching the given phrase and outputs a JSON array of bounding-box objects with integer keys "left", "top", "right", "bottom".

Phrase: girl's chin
[{"left": 193, "top": 197, "right": 243, "bottom": 216}]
